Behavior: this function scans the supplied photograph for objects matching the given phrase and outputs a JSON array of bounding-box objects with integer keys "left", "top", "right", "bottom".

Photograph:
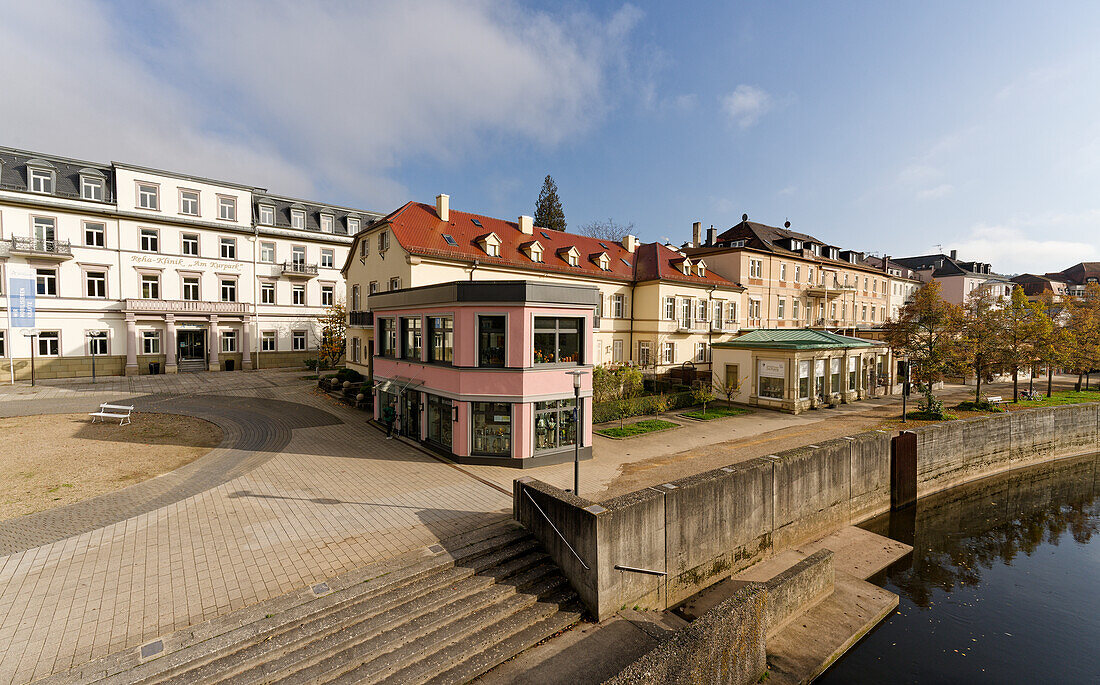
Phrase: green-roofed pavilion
[{"left": 713, "top": 329, "right": 878, "bottom": 350}]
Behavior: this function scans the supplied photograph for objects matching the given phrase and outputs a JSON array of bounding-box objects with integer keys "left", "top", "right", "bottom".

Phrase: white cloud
[
  {"left": 948, "top": 215, "right": 1100, "bottom": 274},
  {"left": 0, "top": 0, "right": 640, "bottom": 209},
  {"left": 916, "top": 183, "right": 954, "bottom": 200},
  {"left": 720, "top": 85, "right": 773, "bottom": 129}
]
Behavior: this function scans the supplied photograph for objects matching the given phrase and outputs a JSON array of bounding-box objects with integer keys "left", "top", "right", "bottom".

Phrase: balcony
[
  {"left": 349, "top": 310, "right": 374, "bottom": 327},
  {"left": 805, "top": 280, "right": 855, "bottom": 298},
  {"left": 8, "top": 236, "right": 72, "bottom": 260},
  {"left": 280, "top": 261, "right": 318, "bottom": 278},
  {"left": 125, "top": 298, "right": 250, "bottom": 315}
]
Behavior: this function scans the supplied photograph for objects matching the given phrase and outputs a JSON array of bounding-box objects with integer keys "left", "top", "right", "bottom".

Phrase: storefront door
[
  {"left": 402, "top": 389, "right": 420, "bottom": 439},
  {"left": 178, "top": 330, "right": 206, "bottom": 361}
]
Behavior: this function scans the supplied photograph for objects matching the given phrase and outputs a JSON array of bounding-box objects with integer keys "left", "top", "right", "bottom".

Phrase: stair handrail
[
  {"left": 613, "top": 564, "right": 667, "bottom": 576},
  {"left": 523, "top": 489, "right": 589, "bottom": 570}
]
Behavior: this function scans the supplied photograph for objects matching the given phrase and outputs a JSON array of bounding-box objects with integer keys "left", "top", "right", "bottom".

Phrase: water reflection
[{"left": 820, "top": 454, "right": 1100, "bottom": 683}]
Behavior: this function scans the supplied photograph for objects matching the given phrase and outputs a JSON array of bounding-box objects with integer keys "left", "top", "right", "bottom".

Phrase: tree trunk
[
  {"left": 1047, "top": 366, "right": 1053, "bottom": 398},
  {"left": 1076, "top": 373, "right": 1083, "bottom": 392},
  {"left": 975, "top": 364, "right": 982, "bottom": 403},
  {"left": 1012, "top": 367, "right": 1019, "bottom": 402}
]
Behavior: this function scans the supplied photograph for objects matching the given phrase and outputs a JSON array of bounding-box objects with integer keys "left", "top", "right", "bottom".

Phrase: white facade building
[{"left": 0, "top": 146, "right": 380, "bottom": 379}]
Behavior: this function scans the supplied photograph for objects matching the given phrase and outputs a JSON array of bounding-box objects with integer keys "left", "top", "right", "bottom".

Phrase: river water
[{"left": 818, "top": 454, "right": 1100, "bottom": 683}]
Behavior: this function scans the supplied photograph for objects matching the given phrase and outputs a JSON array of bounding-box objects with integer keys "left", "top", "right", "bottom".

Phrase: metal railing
[
  {"left": 9, "top": 236, "right": 72, "bottom": 256},
  {"left": 125, "top": 298, "right": 250, "bottom": 314},
  {"left": 614, "top": 564, "right": 667, "bottom": 576},
  {"left": 348, "top": 310, "right": 374, "bottom": 327},
  {"left": 280, "top": 261, "right": 318, "bottom": 276},
  {"left": 523, "top": 489, "right": 589, "bottom": 570}
]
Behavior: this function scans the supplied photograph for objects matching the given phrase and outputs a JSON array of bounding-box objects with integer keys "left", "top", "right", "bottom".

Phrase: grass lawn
[
  {"left": 1011, "top": 389, "right": 1100, "bottom": 407},
  {"left": 597, "top": 419, "right": 679, "bottom": 438},
  {"left": 681, "top": 406, "right": 751, "bottom": 420}
]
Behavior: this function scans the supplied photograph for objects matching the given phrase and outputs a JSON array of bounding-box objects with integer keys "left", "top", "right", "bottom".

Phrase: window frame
[
  {"left": 259, "top": 241, "right": 276, "bottom": 263},
  {"left": 36, "top": 267, "right": 58, "bottom": 296},
  {"left": 427, "top": 315, "right": 454, "bottom": 364},
  {"left": 139, "top": 227, "right": 159, "bottom": 253},
  {"left": 320, "top": 284, "right": 334, "bottom": 307},
  {"left": 533, "top": 316, "right": 583, "bottom": 366},
  {"left": 181, "top": 233, "right": 200, "bottom": 257},
  {"left": 258, "top": 204, "right": 275, "bottom": 226},
  {"left": 260, "top": 281, "right": 276, "bottom": 305},
  {"left": 220, "top": 278, "right": 237, "bottom": 302},
  {"left": 320, "top": 214, "right": 334, "bottom": 233},
  {"left": 219, "top": 236, "right": 237, "bottom": 260},
  {"left": 136, "top": 181, "right": 160, "bottom": 210},
  {"left": 140, "top": 273, "right": 161, "bottom": 299},
  {"left": 477, "top": 314, "right": 507, "bottom": 368},
  {"left": 83, "top": 220, "right": 106, "bottom": 248},
  {"left": 216, "top": 194, "right": 237, "bottom": 222},
  {"left": 87, "top": 330, "right": 109, "bottom": 356},
  {"left": 179, "top": 188, "right": 200, "bottom": 216},
  {"left": 290, "top": 209, "right": 306, "bottom": 230},
  {"left": 292, "top": 284, "right": 305, "bottom": 305},
  {"left": 141, "top": 330, "right": 161, "bottom": 355},
  {"left": 221, "top": 330, "right": 238, "bottom": 353},
  {"left": 181, "top": 275, "right": 201, "bottom": 301},
  {"left": 85, "top": 270, "right": 107, "bottom": 299},
  {"left": 81, "top": 175, "right": 104, "bottom": 201},
  {"left": 533, "top": 398, "right": 578, "bottom": 454},
  {"left": 261, "top": 331, "right": 277, "bottom": 352},
  {"left": 38, "top": 331, "right": 61, "bottom": 357},
  {"left": 29, "top": 167, "right": 55, "bottom": 194},
  {"left": 292, "top": 330, "right": 308, "bottom": 351},
  {"left": 320, "top": 248, "right": 335, "bottom": 268}
]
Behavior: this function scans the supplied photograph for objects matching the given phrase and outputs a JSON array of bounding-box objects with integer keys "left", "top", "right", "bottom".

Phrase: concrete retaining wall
[
  {"left": 515, "top": 402, "right": 1100, "bottom": 621},
  {"left": 761, "top": 549, "right": 834, "bottom": 637}
]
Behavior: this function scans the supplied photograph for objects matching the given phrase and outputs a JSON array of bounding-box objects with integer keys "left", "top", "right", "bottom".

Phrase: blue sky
[{"left": 2, "top": 1, "right": 1099, "bottom": 273}]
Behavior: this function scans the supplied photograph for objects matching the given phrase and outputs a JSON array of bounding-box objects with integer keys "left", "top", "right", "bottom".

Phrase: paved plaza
[{"left": 0, "top": 369, "right": 904, "bottom": 684}]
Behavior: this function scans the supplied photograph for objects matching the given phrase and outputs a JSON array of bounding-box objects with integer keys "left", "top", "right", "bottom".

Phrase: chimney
[
  {"left": 435, "top": 194, "right": 449, "bottom": 222},
  {"left": 882, "top": 255, "right": 890, "bottom": 272},
  {"left": 707, "top": 225, "right": 718, "bottom": 246},
  {"left": 949, "top": 249, "right": 957, "bottom": 259},
  {"left": 692, "top": 222, "right": 702, "bottom": 247},
  {"left": 622, "top": 234, "right": 638, "bottom": 253},
  {"left": 518, "top": 215, "right": 533, "bottom": 235}
]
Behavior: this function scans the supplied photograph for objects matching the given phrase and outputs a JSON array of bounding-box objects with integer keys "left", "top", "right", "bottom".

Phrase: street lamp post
[
  {"left": 23, "top": 331, "right": 37, "bottom": 387},
  {"left": 87, "top": 332, "right": 106, "bottom": 383},
  {"left": 568, "top": 369, "right": 586, "bottom": 497}
]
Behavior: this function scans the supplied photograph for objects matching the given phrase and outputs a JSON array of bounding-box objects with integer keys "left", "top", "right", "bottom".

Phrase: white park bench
[
  {"left": 985, "top": 395, "right": 1004, "bottom": 407},
  {"left": 90, "top": 403, "right": 134, "bottom": 426}
]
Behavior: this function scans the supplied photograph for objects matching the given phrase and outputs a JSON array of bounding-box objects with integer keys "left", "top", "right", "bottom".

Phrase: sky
[{"left": 2, "top": 0, "right": 1099, "bottom": 275}]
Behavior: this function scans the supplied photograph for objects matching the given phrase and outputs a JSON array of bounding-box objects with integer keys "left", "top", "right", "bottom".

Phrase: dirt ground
[
  {"left": 0, "top": 412, "right": 222, "bottom": 520},
  {"left": 597, "top": 379, "right": 1084, "bottom": 500}
]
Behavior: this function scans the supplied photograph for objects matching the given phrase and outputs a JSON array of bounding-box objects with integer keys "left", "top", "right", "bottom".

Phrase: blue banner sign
[{"left": 8, "top": 267, "right": 35, "bottom": 328}]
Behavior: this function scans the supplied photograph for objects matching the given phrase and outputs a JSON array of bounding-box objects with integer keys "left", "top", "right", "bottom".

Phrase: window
[
  {"left": 638, "top": 341, "right": 651, "bottom": 367},
  {"left": 428, "top": 316, "right": 454, "bottom": 363},
  {"left": 220, "top": 237, "right": 236, "bottom": 259},
  {"left": 291, "top": 246, "right": 305, "bottom": 265},
  {"left": 347, "top": 217, "right": 360, "bottom": 233},
  {"left": 360, "top": 240, "right": 369, "bottom": 258},
  {"left": 81, "top": 176, "right": 104, "bottom": 201},
  {"left": 794, "top": 265, "right": 801, "bottom": 282},
  {"left": 88, "top": 331, "right": 108, "bottom": 355},
  {"left": 182, "top": 276, "right": 200, "bottom": 301},
  {"left": 378, "top": 231, "right": 390, "bottom": 252},
  {"left": 140, "top": 228, "right": 159, "bottom": 252},
  {"left": 182, "top": 233, "right": 199, "bottom": 256},
  {"left": 220, "top": 279, "right": 237, "bottom": 302},
  {"left": 612, "top": 294, "right": 625, "bottom": 318},
  {"left": 713, "top": 301, "right": 723, "bottom": 329},
  {"left": 664, "top": 296, "right": 675, "bottom": 320},
  {"left": 259, "top": 204, "right": 275, "bottom": 225},
  {"left": 780, "top": 264, "right": 787, "bottom": 281},
  {"left": 663, "top": 341, "right": 674, "bottom": 364},
  {"left": 485, "top": 240, "right": 500, "bottom": 257},
  {"left": 871, "top": 306, "right": 876, "bottom": 322},
  {"left": 350, "top": 336, "right": 360, "bottom": 363},
  {"left": 378, "top": 318, "right": 396, "bottom": 356},
  {"left": 351, "top": 284, "right": 361, "bottom": 311},
  {"left": 749, "top": 259, "right": 763, "bottom": 278},
  {"left": 758, "top": 360, "right": 786, "bottom": 399},
  {"left": 142, "top": 331, "right": 160, "bottom": 354},
  {"left": 389, "top": 277, "right": 400, "bottom": 291},
  {"left": 84, "top": 221, "right": 105, "bottom": 247},
  {"left": 807, "top": 267, "right": 814, "bottom": 283},
  {"left": 613, "top": 339, "right": 624, "bottom": 363},
  {"left": 30, "top": 168, "right": 54, "bottom": 194},
  {"left": 36, "top": 268, "right": 57, "bottom": 296},
  {"left": 38, "top": 332, "right": 60, "bottom": 356},
  {"left": 695, "top": 342, "right": 706, "bottom": 362},
  {"left": 749, "top": 299, "right": 761, "bottom": 320},
  {"left": 861, "top": 304, "right": 867, "bottom": 321},
  {"left": 85, "top": 271, "right": 106, "bottom": 298},
  {"left": 478, "top": 315, "right": 506, "bottom": 367},
  {"left": 293, "top": 285, "right": 305, "bottom": 305},
  {"left": 0, "top": 331, "right": 5, "bottom": 357},
  {"left": 260, "top": 282, "right": 276, "bottom": 304},
  {"left": 799, "top": 361, "right": 811, "bottom": 399},
  {"left": 291, "top": 209, "right": 305, "bottom": 230},
  {"left": 815, "top": 359, "right": 827, "bottom": 398},
  {"left": 534, "top": 399, "right": 577, "bottom": 453},
  {"left": 471, "top": 402, "right": 511, "bottom": 456},
  {"left": 792, "top": 300, "right": 799, "bottom": 320},
  {"left": 695, "top": 298, "right": 706, "bottom": 321},
  {"left": 321, "top": 248, "right": 334, "bottom": 268},
  {"left": 217, "top": 195, "right": 237, "bottom": 221},
  {"left": 321, "top": 284, "right": 334, "bottom": 306},
  {"left": 849, "top": 356, "right": 858, "bottom": 390},
  {"left": 180, "top": 189, "right": 200, "bottom": 216},
  {"left": 320, "top": 214, "right": 333, "bottom": 233},
  {"left": 261, "top": 331, "right": 276, "bottom": 352},
  {"left": 534, "top": 317, "right": 581, "bottom": 365},
  {"left": 401, "top": 317, "right": 422, "bottom": 359},
  {"left": 426, "top": 394, "right": 453, "bottom": 448},
  {"left": 681, "top": 298, "right": 692, "bottom": 326},
  {"left": 831, "top": 358, "right": 842, "bottom": 394},
  {"left": 292, "top": 331, "right": 307, "bottom": 351},
  {"left": 777, "top": 297, "right": 785, "bottom": 319},
  {"left": 141, "top": 273, "right": 160, "bottom": 299},
  {"left": 137, "top": 183, "right": 158, "bottom": 210},
  {"left": 30, "top": 216, "right": 55, "bottom": 251},
  {"left": 260, "top": 242, "right": 275, "bottom": 263},
  {"left": 725, "top": 364, "right": 740, "bottom": 393},
  {"left": 369, "top": 281, "right": 378, "bottom": 294},
  {"left": 221, "top": 331, "right": 237, "bottom": 353}
]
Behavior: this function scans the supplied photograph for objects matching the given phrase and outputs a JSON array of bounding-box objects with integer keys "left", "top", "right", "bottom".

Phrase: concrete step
[
  {"left": 177, "top": 360, "right": 206, "bottom": 373},
  {"left": 325, "top": 571, "right": 570, "bottom": 685},
  {"left": 222, "top": 551, "right": 554, "bottom": 685}
]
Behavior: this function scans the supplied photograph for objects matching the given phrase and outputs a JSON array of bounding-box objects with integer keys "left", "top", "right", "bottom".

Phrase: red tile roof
[{"left": 370, "top": 201, "right": 741, "bottom": 289}]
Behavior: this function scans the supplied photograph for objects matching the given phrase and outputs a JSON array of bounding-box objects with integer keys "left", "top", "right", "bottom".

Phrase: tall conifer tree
[{"left": 534, "top": 175, "right": 567, "bottom": 231}]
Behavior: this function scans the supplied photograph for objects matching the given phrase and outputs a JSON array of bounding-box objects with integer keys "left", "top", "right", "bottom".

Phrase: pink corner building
[{"left": 370, "top": 280, "right": 597, "bottom": 467}]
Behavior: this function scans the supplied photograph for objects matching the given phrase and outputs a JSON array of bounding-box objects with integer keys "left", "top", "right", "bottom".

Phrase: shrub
[
  {"left": 956, "top": 400, "right": 1004, "bottom": 413},
  {"left": 303, "top": 358, "right": 319, "bottom": 371},
  {"left": 593, "top": 390, "right": 694, "bottom": 423}
]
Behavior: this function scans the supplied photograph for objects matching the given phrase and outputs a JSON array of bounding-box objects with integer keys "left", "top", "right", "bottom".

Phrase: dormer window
[
  {"left": 791, "top": 240, "right": 802, "bottom": 251},
  {"left": 29, "top": 166, "right": 55, "bottom": 194},
  {"left": 593, "top": 252, "right": 610, "bottom": 271},
  {"left": 696, "top": 261, "right": 706, "bottom": 278},
  {"left": 137, "top": 182, "right": 159, "bottom": 210},
  {"left": 681, "top": 260, "right": 692, "bottom": 276},
  {"left": 558, "top": 246, "right": 580, "bottom": 267},
  {"left": 478, "top": 232, "right": 502, "bottom": 257},
  {"left": 290, "top": 209, "right": 305, "bottom": 230},
  {"left": 320, "top": 213, "right": 334, "bottom": 233},
  {"left": 79, "top": 170, "right": 105, "bottom": 201},
  {"left": 729, "top": 239, "right": 746, "bottom": 248},
  {"left": 258, "top": 204, "right": 275, "bottom": 225},
  {"left": 347, "top": 217, "right": 360, "bottom": 234},
  {"left": 522, "top": 240, "right": 544, "bottom": 263}
]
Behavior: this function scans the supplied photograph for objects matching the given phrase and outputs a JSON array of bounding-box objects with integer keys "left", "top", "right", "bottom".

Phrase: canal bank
[{"left": 511, "top": 402, "right": 1100, "bottom": 683}]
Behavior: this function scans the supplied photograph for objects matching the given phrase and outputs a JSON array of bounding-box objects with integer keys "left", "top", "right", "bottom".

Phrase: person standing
[{"left": 382, "top": 400, "right": 396, "bottom": 439}]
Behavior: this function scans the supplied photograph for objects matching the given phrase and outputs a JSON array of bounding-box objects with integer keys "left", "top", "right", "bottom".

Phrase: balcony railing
[
  {"left": 348, "top": 310, "right": 374, "bottom": 327},
  {"left": 9, "top": 236, "right": 72, "bottom": 258},
  {"left": 125, "top": 298, "right": 250, "bottom": 314},
  {"left": 280, "top": 261, "right": 318, "bottom": 277}
]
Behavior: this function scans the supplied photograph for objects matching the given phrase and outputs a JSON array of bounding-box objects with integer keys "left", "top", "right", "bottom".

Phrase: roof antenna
[
  {"left": 935, "top": 243, "right": 944, "bottom": 254},
  {"left": 784, "top": 219, "right": 790, "bottom": 229}
]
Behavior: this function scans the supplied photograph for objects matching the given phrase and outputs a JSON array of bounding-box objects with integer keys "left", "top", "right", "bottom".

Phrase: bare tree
[{"left": 579, "top": 218, "right": 633, "bottom": 243}]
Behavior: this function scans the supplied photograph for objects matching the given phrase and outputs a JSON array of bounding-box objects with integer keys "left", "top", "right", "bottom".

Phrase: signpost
[
  {"left": 23, "top": 330, "right": 38, "bottom": 387},
  {"left": 87, "top": 331, "right": 107, "bottom": 383},
  {"left": 7, "top": 265, "right": 36, "bottom": 385}
]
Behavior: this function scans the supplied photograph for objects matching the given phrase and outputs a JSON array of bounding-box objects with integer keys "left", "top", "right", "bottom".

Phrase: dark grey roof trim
[{"left": 369, "top": 280, "right": 600, "bottom": 310}]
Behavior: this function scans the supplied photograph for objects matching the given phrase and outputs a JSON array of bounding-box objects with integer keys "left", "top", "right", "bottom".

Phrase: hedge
[{"left": 593, "top": 390, "right": 696, "bottom": 424}]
